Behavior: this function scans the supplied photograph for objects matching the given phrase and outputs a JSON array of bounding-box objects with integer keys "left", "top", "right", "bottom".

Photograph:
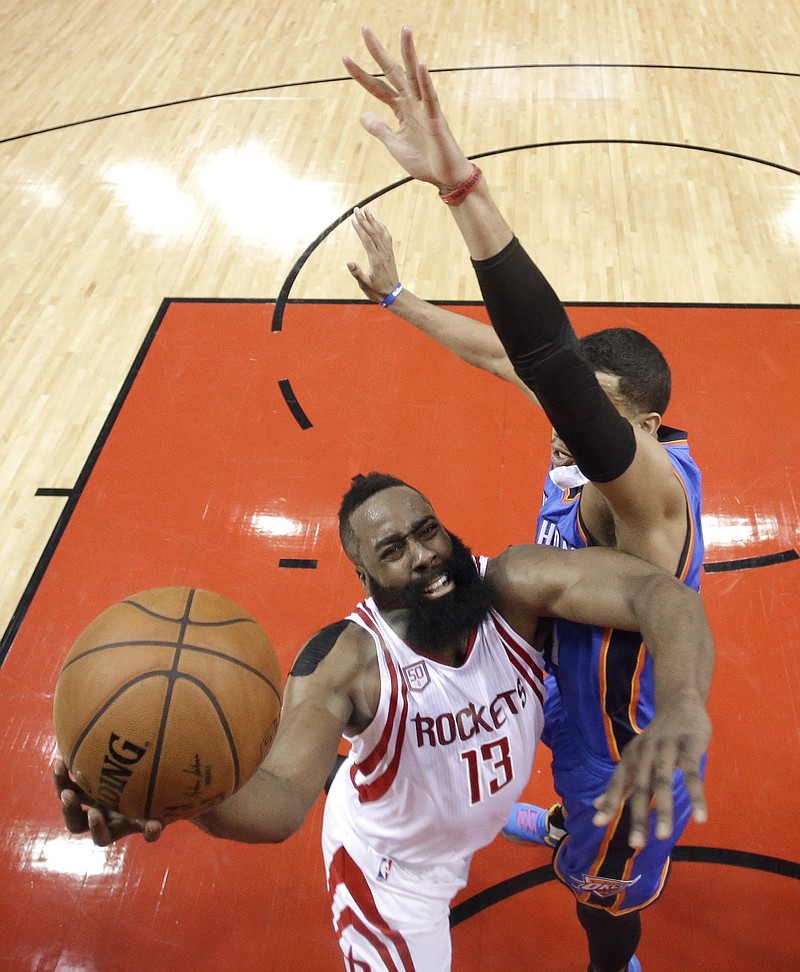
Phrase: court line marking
[
  {"left": 271, "top": 140, "right": 800, "bottom": 333},
  {"left": 4, "top": 63, "right": 798, "bottom": 144},
  {"left": 449, "top": 845, "right": 800, "bottom": 927}
]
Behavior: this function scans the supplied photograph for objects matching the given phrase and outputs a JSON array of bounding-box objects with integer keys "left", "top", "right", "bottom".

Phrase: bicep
[
  {"left": 541, "top": 545, "right": 670, "bottom": 631},
  {"left": 490, "top": 544, "right": 654, "bottom": 634}
]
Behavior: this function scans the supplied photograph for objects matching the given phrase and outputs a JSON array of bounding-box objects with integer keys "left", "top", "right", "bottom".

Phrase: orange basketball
[{"left": 53, "top": 586, "right": 282, "bottom": 823}]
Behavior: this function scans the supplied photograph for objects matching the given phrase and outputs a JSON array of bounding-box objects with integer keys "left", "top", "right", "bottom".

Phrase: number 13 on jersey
[{"left": 460, "top": 736, "right": 513, "bottom": 804}]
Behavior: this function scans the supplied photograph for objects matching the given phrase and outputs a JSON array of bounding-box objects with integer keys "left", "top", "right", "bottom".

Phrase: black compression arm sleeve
[{"left": 472, "top": 237, "right": 636, "bottom": 483}]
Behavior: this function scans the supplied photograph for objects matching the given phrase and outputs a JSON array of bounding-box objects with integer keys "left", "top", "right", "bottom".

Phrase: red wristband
[{"left": 439, "top": 164, "right": 483, "bottom": 206}]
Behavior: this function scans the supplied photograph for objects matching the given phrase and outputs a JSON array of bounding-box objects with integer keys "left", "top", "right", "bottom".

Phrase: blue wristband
[{"left": 379, "top": 283, "right": 404, "bottom": 308}]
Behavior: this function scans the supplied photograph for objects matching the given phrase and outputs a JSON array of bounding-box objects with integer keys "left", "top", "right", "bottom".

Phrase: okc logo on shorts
[
  {"left": 569, "top": 873, "right": 642, "bottom": 897},
  {"left": 402, "top": 660, "right": 430, "bottom": 692}
]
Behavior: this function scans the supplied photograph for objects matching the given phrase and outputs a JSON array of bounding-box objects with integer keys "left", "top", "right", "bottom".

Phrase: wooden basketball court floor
[{"left": 1, "top": 3, "right": 798, "bottom": 970}]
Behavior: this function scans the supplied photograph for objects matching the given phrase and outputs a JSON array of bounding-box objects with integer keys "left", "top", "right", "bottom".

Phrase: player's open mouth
[{"left": 424, "top": 573, "right": 454, "bottom": 599}]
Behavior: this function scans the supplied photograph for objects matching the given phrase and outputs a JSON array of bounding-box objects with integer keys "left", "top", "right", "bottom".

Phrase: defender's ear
[{"left": 639, "top": 411, "right": 662, "bottom": 437}]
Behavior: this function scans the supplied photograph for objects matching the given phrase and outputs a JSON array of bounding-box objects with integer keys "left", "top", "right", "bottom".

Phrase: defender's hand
[
  {"left": 347, "top": 207, "right": 402, "bottom": 303},
  {"left": 54, "top": 756, "right": 163, "bottom": 847},
  {"left": 593, "top": 701, "right": 711, "bottom": 849},
  {"left": 343, "top": 25, "right": 474, "bottom": 191}
]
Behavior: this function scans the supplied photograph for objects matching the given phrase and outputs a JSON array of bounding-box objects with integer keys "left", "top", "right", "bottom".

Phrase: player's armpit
[{"left": 492, "top": 545, "right": 715, "bottom": 706}]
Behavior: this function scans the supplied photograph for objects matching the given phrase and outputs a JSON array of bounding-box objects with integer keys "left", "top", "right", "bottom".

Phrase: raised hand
[
  {"left": 346, "top": 207, "right": 402, "bottom": 303},
  {"left": 54, "top": 756, "right": 163, "bottom": 847},
  {"left": 342, "top": 25, "right": 474, "bottom": 191},
  {"left": 593, "top": 701, "right": 711, "bottom": 848}
]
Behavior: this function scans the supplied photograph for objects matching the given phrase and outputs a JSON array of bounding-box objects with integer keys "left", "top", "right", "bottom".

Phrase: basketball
[{"left": 53, "top": 586, "right": 282, "bottom": 823}]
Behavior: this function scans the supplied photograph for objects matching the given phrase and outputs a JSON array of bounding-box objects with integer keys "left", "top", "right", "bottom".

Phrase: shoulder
[
  {"left": 632, "top": 423, "right": 682, "bottom": 478},
  {"left": 487, "top": 542, "right": 561, "bottom": 578},
  {"left": 487, "top": 542, "right": 583, "bottom": 598},
  {"left": 287, "top": 618, "right": 380, "bottom": 733},
  {"left": 660, "top": 429, "right": 702, "bottom": 482},
  {"left": 485, "top": 544, "right": 559, "bottom": 639},
  {"left": 290, "top": 618, "right": 375, "bottom": 679}
]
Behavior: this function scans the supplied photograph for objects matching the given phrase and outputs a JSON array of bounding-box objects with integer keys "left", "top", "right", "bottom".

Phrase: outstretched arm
[
  {"left": 346, "top": 27, "right": 699, "bottom": 573},
  {"left": 487, "top": 544, "right": 713, "bottom": 848},
  {"left": 345, "top": 27, "right": 636, "bottom": 483},
  {"left": 348, "top": 206, "right": 538, "bottom": 400},
  {"left": 192, "top": 660, "right": 353, "bottom": 843}
]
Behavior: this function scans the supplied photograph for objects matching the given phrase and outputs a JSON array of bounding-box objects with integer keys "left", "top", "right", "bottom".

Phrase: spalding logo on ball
[{"left": 53, "top": 587, "right": 283, "bottom": 823}]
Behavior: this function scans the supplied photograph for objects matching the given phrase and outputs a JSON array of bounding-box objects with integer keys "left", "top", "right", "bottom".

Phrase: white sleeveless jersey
[{"left": 331, "top": 558, "right": 545, "bottom": 868}]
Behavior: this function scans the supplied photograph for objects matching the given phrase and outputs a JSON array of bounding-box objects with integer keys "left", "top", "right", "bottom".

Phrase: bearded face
[{"left": 365, "top": 533, "right": 492, "bottom": 650}]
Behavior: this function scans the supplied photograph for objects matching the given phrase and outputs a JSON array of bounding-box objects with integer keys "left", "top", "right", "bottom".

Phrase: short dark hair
[
  {"left": 338, "top": 472, "right": 423, "bottom": 563},
  {"left": 580, "top": 327, "right": 671, "bottom": 415}
]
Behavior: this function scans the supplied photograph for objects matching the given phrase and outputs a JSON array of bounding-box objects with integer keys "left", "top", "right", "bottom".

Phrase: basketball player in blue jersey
[
  {"left": 56, "top": 473, "right": 712, "bottom": 972},
  {"left": 343, "top": 26, "right": 710, "bottom": 972}
]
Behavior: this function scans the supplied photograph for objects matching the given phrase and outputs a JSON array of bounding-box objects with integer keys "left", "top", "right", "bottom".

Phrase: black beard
[{"left": 367, "top": 534, "right": 492, "bottom": 651}]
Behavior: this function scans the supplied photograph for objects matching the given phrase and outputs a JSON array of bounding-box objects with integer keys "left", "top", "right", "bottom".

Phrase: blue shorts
[{"left": 543, "top": 675, "right": 702, "bottom": 914}]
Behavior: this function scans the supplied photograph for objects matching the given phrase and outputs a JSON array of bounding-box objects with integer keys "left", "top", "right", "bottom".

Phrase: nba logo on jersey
[{"left": 402, "top": 661, "right": 430, "bottom": 692}]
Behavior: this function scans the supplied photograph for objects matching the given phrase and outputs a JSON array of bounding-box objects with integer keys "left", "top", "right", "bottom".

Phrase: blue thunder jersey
[{"left": 536, "top": 426, "right": 704, "bottom": 763}]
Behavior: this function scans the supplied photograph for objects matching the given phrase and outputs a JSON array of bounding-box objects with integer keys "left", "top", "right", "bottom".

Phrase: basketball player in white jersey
[{"left": 56, "top": 472, "right": 712, "bottom": 972}]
